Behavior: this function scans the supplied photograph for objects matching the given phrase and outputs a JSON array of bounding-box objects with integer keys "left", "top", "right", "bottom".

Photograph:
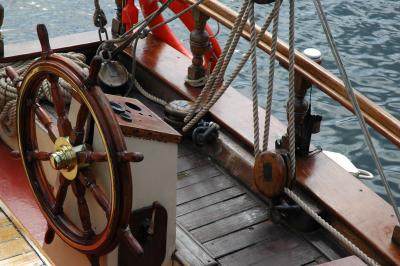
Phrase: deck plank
[
  {"left": 218, "top": 235, "right": 322, "bottom": 266},
  {"left": 175, "top": 224, "right": 217, "bottom": 266},
  {"left": 0, "top": 252, "right": 44, "bottom": 266},
  {"left": 203, "top": 221, "right": 290, "bottom": 258},
  {"left": 178, "top": 141, "right": 197, "bottom": 158},
  {"left": 0, "top": 238, "right": 32, "bottom": 260},
  {"left": 0, "top": 224, "right": 20, "bottom": 242},
  {"left": 191, "top": 207, "right": 269, "bottom": 243},
  {"left": 178, "top": 153, "right": 210, "bottom": 172},
  {"left": 177, "top": 175, "right": 234, "bottom": 205},
  {"left": 177, "top": 164, "right": 221, "bottom": 189},
  {"left": 177, "top": 187, "right": 245, "bottom": 217},
  {"left": 178, "top": 195, "right": 257, "bottom": 230},
  {"left": 0, "top": 212, "right": 11, "bottom": 227}
]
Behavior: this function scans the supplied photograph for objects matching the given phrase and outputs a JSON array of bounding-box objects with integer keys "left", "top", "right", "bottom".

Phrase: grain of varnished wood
[
  {"left": 0, "top": 252, "right": 44, "bottom": 266},
  {"left": 106, "top": 94, "right": 181, "bottom": 143},
  {"left": 0, "top": 202, "right": 52, "bottom": 265},
  {"left": 0, "top": 224, "right": 20, "bottom": 242},
  {"left": 0, "top": 238, "right": 32, "bottom": 260}
]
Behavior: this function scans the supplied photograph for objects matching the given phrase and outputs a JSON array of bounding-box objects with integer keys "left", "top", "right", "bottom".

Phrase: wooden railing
[{"left": 183, "top": 0, "right": 400, "bottom": 148}]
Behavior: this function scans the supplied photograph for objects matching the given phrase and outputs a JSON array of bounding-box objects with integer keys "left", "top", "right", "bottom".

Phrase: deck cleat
[{"left": 192, "top": 120, "right": 220, "bottom": 146}]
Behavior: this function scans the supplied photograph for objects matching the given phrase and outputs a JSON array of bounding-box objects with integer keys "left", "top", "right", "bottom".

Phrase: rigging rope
[
  {"left": 249, "top": 2, "right": 260, "bottom": 157},
  {"left": 183, "top": 0, "right": 252, "bottom": 129},
  {"left": 175, "top": 2, "right": 376, "bottom": 264},
  {"left": 262, "top": 2, "right": 280, "bottom": 151},
  {"left": 182, "top": 0, "right": 282, "bottom": 132},
  {"left": 312, "top": 0, "right": 400, "bottom": 224},
  {"left": 287, "top": 0, "right": 296, "bottom": 185}
]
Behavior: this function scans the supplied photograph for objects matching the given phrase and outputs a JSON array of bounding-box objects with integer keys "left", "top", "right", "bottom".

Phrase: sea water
[{"left": 2, "top": 0, "right": 400, "bottom": 205}]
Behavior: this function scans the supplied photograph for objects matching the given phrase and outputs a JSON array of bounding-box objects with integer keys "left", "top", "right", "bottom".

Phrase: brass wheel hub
[{"left": 50, "top": 137, "right": 83, "bottom": 180}]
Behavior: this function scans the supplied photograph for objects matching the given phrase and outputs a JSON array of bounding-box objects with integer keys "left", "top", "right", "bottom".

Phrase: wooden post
[
  {"left": 277, "top": 48, "right": 322, "bottom": 155},
  {"left": 0, "top": 4, "right": 4, "bottom": 58},
  {"left": 293, "top": 48, "right": 322, "bottom": 156},
  {"left": 294, "top": 48, "right": 322, "bottom": 125},
  {"left": 186, "top": 8, "right": 211, "bottom": 87},
  {"left": 112, "top": 0, "right": 124, "bottom": 36}
]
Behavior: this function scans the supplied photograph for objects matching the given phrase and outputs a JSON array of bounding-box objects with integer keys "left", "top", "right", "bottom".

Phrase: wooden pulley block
[{"left": 254, "top": 150, "right": 288, "bottom": 198}]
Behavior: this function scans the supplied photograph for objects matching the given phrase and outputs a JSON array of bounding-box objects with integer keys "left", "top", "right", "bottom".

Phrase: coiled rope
[{"left": 0, "top": 52, "right": 88, "bottom": 136}]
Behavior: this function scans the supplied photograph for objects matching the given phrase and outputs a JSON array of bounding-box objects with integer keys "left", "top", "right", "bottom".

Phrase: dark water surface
[{"left": 2, "top": 1, "right": 400, "bottom": 205}]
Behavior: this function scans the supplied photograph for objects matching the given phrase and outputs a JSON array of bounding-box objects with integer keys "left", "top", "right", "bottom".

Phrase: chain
[{"left": 93, "top": 0, "right": 108, "bottom": 41}]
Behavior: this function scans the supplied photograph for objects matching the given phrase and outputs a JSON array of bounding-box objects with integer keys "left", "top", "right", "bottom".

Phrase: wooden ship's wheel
[{"left": 14, "top": 24, "right": 143, "bottom": 264}]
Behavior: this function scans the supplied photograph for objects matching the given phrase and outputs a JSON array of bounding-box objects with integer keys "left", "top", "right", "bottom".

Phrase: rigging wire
[{"left": 312, "top": 0, "right": 400, "bottom": 224}]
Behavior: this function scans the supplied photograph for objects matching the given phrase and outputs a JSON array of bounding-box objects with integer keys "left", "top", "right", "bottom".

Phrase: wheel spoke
[
  {"left": 48, "top": 75, "right": 73, "bottom": 137},
  {"left": 44, "top": 225, "right": 55, "bottom": 244},
  {"left": 78, "top": 170, "right": 111, "bottom": 218},
  {"left": 77, "top": 151, "right": 107, "bottom": 164},
  {"left": 72, "top": 179, "right": 95, "bottom": 238},
  {"left": 84, "top": 116, "right": 95, "bottom": 146},
  {"left": 27, "top": 150, "right": 51, "bottom": 162},
  {"left": 70, "top": 104, "right": 89, "bottom": 145},
  {"left": 34, "top": 102, "right": 59, "bottom": 142},
  {"left": 53, "top": 174, "right": 71, "bottom": 215}
]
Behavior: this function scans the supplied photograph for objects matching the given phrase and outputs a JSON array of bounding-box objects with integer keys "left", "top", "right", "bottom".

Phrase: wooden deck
[
  {"left": 0, "top": 201, "right": 52, "bottom": 266},
  {"left": 176, "top": 141, "right": 332, "bottom": 266}
]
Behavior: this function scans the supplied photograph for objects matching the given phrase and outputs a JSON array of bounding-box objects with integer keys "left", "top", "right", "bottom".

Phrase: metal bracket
[{"left": 119, "top": 202, "right": 168, "bottom": 266}]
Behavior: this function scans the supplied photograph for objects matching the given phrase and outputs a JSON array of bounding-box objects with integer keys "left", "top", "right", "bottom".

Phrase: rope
[
  {"left": 182, "top": 0, "right": 282, "bottom": 132},
  {"left": 249, "top": 2, "right": 260, "bottom": 157},
  {"left": 183, "top": 0, "right": 252, "bottom": 129},
  {"left": 287, "top": 0, "right": 296, "bottom": 185},
  {"left": 284, "top": 188, "right": 379, "bottom": 266},
  {"left": 312, "top": 0, "right": 400, "bottom": 224},
  {"left": 262, "top": 4, "right": 280, "bottom": 151},
  {"left": 133, "top": 78, "right": 167, "bottom": 106},
  {"left": 0, "top": 52, "right": 88, "bottom": 137}
]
